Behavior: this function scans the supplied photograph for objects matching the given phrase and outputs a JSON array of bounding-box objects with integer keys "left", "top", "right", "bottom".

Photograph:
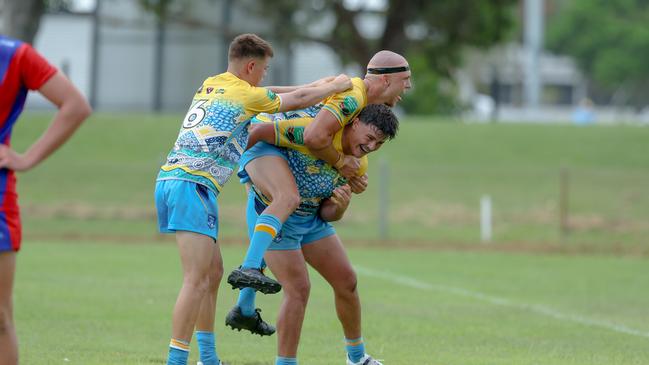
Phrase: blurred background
[{"left": 1, "top": 0, "right": 648, "bottom": 251}]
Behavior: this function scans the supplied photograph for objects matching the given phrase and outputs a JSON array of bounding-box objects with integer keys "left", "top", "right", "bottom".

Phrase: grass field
[
  {"left": 10, "top": 112, "right": 649, "bottom": 364},
  {"left": 15, "top": 241, "right": 649, "bottom": 365}
]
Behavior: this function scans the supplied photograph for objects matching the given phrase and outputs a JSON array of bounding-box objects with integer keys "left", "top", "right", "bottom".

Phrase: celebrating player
[
  {"left": 154, "top": 33, "right": 351, "bottom": 365},
  {"left": 230, "top": 104, "right": 398, "bottom": 365},
  {"left": 226, "top": 50, "right": 411, "bottom": 306}
]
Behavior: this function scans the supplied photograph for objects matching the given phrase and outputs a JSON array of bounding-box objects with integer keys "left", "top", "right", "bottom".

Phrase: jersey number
[{"left": 182, "top": 100, "right": 208, "bottom": 128}]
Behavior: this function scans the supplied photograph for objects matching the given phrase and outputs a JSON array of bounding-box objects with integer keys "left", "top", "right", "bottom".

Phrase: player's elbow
[
  {"left": 63, "top": 95, "right": 92, "bottom": 123},
  {"left": 303, "top": 127, "right": 329, "bottom": 150}
]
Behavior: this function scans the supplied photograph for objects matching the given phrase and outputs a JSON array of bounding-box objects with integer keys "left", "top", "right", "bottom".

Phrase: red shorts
[{"left": 0, "top": 191, "right": 22, "bottom": 252}]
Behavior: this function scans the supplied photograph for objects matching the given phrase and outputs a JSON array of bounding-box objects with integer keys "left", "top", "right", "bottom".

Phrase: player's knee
[
  {"left": 208, "top": 262, "right": 223, "bottom": 291},
  {"left": 336, "top": 269, "right": 358, "bottom": 296},
  {"left": 286, "top": 279, "right": 311, "bottom": 306},
  {"left": 273, "top": 190, "right": 300, "bottom": 213},
  {"left": 183, "top": 272, "right": 212, "bottom": 295}
]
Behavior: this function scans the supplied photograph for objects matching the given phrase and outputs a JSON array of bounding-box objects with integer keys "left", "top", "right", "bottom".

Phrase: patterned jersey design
[
  {"left": 252, "top": 105, "right": 368, "bottom": 215},
  {"left": 158, "top": 72, "right": 281, "bottom": 193}
]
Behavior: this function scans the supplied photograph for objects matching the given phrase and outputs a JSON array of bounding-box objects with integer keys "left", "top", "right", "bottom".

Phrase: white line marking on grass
[{"left": 355, "top": 266, "right": 649, "bottom": 339}]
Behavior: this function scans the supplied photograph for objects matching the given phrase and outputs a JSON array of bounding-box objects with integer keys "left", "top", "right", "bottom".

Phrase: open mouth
[{"left": 359, "top": 145, "right": 370, "bottom": 154}]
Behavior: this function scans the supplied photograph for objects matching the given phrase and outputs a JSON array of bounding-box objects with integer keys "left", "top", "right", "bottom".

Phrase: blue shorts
[
  {"left": 247, "top": 189, "right": 335, "bottom": 251},
  {"left": 238, "top": 142, "right": 286, "bottom": 184},
  {"left": 155, "top": 179, "right": 219, "bottom": 240}
]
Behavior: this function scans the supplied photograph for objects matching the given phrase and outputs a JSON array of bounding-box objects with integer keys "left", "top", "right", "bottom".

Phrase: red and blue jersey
[
  {"left": 0, "top": 35, "right": 56, "bottom": 251},
  {"left": 0, "top": 36, "right": 56, "bottom": 193}
]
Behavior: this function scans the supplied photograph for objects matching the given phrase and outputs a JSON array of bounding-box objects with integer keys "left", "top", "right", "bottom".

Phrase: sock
[
  {"left": 345, "top": 337, "right": 365, "bottom": 363},
  {"left": 237, "top": 287, "right": 257, "bottom": 316},
  {"left": 195, "top": 331, "right": 220, "bottom": 365},
  {"left": 167, "top": 338, "right": 189, "bottom": 365},
  {"left": 241, "top": 214, "right": 282, "bottom": 269},
  {"left": 276, "top": 356, "right": 298, "bottom": 365}
]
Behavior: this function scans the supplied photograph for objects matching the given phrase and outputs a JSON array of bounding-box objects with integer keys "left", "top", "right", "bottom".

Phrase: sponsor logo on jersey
[
  {"left": 206, "top": 87, "right": 214, "bottom": 94},
  {"left": 285, "top": 126, "right": 304, "bottom": 145},
  {"left": 340, "top": 96, "right": 358, "bottom": 117}
]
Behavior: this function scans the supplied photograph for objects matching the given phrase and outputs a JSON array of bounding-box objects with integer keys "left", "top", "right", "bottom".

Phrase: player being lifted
[
  {"left": 154, "top": 33, "right": 351, "bottom": 365},
  {"left": 225, "top": 50, "right": 411, "bottom": 331},
  {"left": 235, "top": 104, "right": 399, "bottom": 365}
]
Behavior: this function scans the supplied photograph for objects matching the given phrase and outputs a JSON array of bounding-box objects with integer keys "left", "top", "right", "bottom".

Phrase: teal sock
[
  {"left": 242, "top": 214, "right": 282, "bottom": 269},
  {"left": 167, "top": 338, "right": 189, "bottom": 365},
  {"left": 345, "top": 337, "right": 365, "bottom": 363},
  {"left": 276, "top": 356, "right": 298, "bottom": 365},
  {"left": 195, "top": 331, "right": 220, "bottom": 365},
  {"left": 237, "top": 287, "right": 257, "bottom": 316}
]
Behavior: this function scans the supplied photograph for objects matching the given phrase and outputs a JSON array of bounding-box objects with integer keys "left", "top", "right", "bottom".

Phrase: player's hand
[
  {"left": 330, "top": 185, "right": 352, "bottom": 212},
  {"left": 337, "top": 155, "right": 361, "bottom": 179},
  {"left": 0, "top": 145, "right": 33, "bottom": 172},
  {"left": 348, "top": 174, "right": 368, "bottom": 194},
  {"left": 331, "top": 74, "right": 352, "bottom": 93}
]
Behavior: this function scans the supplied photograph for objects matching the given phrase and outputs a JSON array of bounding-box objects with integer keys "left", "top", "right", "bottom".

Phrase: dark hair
[
  {"left": 357, "top": 104, "right": 399, "bottom": 139},
  {"left": 228, "top": 33, "right": 274, "bottom": 61}
]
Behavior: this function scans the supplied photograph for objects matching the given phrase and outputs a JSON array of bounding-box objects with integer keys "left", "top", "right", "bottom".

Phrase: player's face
[
  {"left": 348, "top": 119, "right": 388, "bottom": 158},
  {"left": 248, "top": 57, "right": 270, "bottom": 86},
  {"left": 383, "top": 69, "right": 412, "bottom": 107}
]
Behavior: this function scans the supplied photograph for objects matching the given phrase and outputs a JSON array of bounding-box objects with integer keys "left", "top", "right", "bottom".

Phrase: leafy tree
[
  {"left": 239, "top": 0, "right": 516, "bottom": 114},
  {"left": 0, "top": 0, "right": 76, "bottom": 43},
  {"left": 546, "top": 0, "right": 649, "bottom": 108}
]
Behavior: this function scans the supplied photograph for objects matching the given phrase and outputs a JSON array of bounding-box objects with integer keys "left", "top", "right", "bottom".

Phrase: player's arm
[
  {"left": 268, "top": 75, "right": 337, "bottom": 94},
  {"left": 245, "top": 122, "right": 276, "bottom": 150},
  {"left": 276, "top": 74, "right": 351, "bottom": 112},
  {"left": 303, "top": 110, "right": 360, "bottom": 179},
  {"left": 0, "top": 72, "right": 91, "bottom": 171},
  {"left": 319, "top": 185, "right": 352, "bottom": 222}
]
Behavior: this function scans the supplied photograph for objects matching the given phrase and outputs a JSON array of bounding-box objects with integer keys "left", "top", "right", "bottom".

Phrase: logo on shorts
[
  {"left": 272, "top": 231, "right": 282, "bottom": 243},
  {"left": 207, "top": 214, "right": 216, "bottom": 229},
  {"left": 285, "top": 126, "right": 304, "bottom": 145}
]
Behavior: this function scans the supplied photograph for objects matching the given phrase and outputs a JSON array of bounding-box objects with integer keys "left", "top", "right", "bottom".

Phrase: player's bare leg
[
  {"left": 302, "top": 235, "right": 360, "bottom": 338},
  {"left": 227, "top": 155, "right": 299, "bottom": 294},
  {"left": 194, "top": 242, "right": 224, "bottom": 364},
  {"left": 0, "top": 252, "right": 18, "bottom": 365},
  {"left": 167, "top": 231, "right": 217, "bottom": 364},
  {"left": 303, "top": 235, "right": 381, "bottom": 364},
  {"left": 264, "top": 249, "right": 310, "bottom": 360}
]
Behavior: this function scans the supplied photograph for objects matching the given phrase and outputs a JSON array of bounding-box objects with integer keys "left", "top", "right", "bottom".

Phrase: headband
[{"left": 366, "top": 66, "right": 410, "bottom": 74}]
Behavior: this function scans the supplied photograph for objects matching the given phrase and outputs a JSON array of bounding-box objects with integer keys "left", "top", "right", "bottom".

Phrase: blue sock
[
  {"left": 242, "top": 214, "right": 282, "bottom": 269},
  {"left": 195, "top": 331, "right": 220, "bottom": 365},
  {"left": 345, "top": 337, "right": 365, "bottom": 363},
  {"left": 276, "top": 356, "right": 298, "bottom": 365},
  {"left": 167, "top": 338, "right": 189, "bottom": 365},
  {"left": 237, "top": 287, "right": 257, "bottom": 316}
]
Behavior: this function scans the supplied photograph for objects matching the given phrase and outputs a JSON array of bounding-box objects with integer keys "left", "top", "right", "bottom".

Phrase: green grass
[
  {"left": 15, "top": 241, "right": 649, "bottom": 365},
  {"left": 12, "top": 112, "right": 649, "bottom": 250}
]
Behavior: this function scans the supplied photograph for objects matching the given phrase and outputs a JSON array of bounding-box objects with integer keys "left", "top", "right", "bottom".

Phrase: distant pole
[
  {"left": 378, "top": 158, "right": 389, "bottom": 240},
  {"left": 89, "top": 0, "right": 101, "bottom": 109},
  {"left": 524, "top": 0, "right": 543, "bottom": 108},
  {"left": 559, "top": 167, "right": 570, "bottom": 236},
  {"left": 480, "top": 195, "right": 493, "bottom": 243},
  {"left": 152, "top": 7, "right": 166, "bottom": 112}
]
